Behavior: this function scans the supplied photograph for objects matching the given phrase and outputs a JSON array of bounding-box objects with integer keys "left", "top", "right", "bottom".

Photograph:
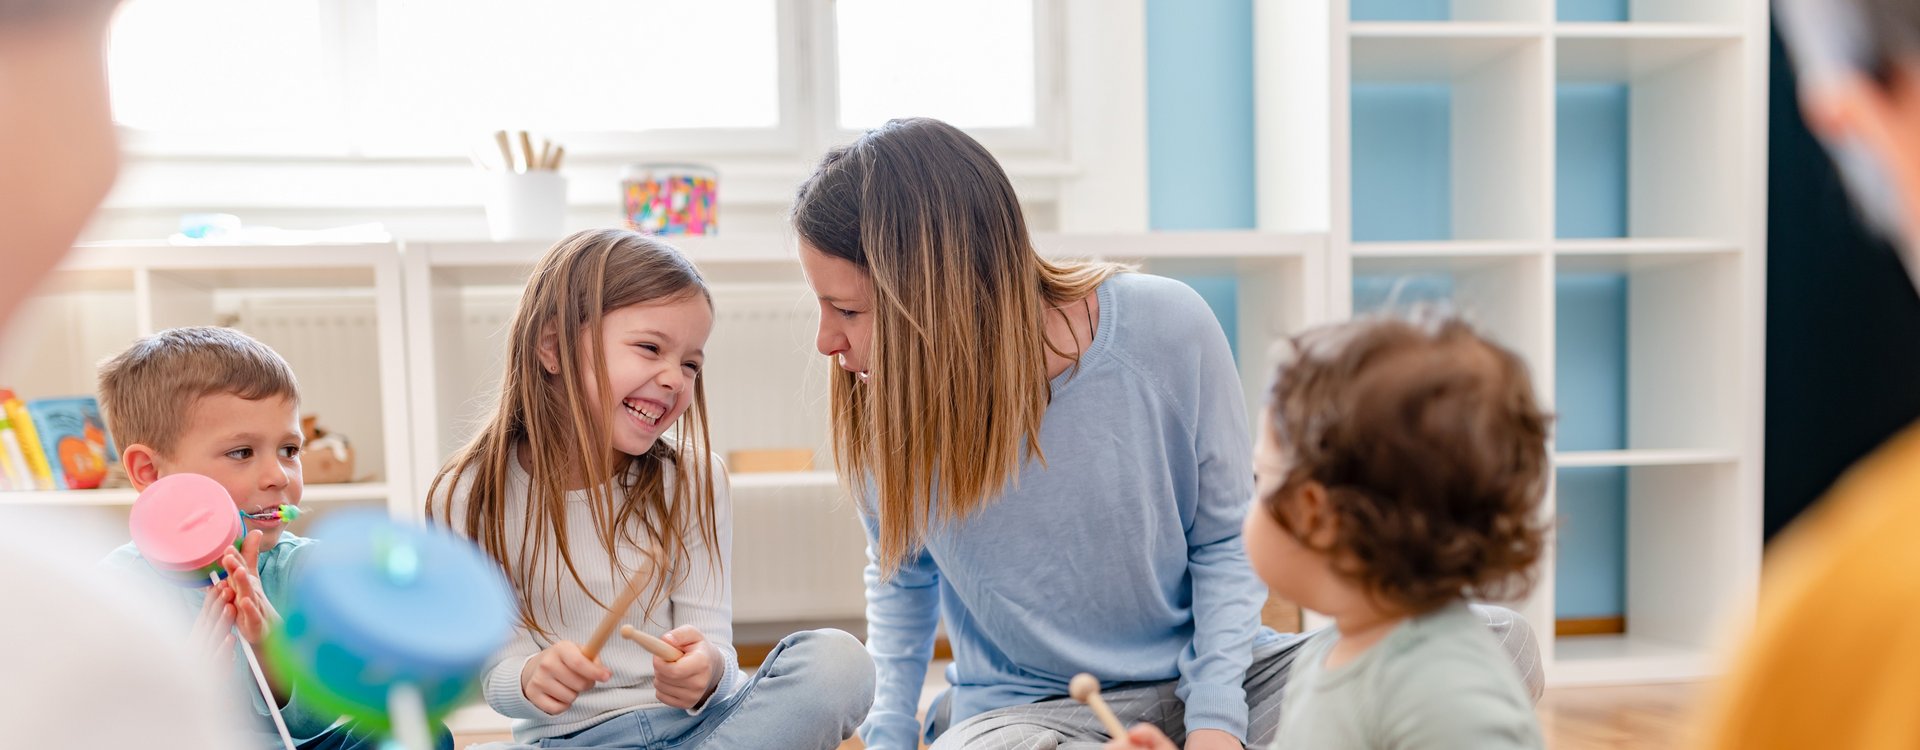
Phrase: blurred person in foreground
[
  {"left": 1700, "top": 1, "right": 1920, "bottom": 747},
  {"left": 0, "top": 1, "right": 245, "bottom": 747}
]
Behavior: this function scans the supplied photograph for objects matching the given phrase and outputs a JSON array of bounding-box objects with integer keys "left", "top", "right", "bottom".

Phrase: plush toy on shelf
[{"left": 301, "top": 414, "right": 356, "bottom": 485}]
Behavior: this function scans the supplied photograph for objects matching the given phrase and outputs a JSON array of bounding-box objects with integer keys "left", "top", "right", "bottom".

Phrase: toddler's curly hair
[{"left": 1263, "top": 312, "right": 1552, "bottom": 614}]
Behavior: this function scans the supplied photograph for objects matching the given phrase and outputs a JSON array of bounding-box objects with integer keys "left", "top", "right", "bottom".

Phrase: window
[
  {"left": 106, "top": 0, "right": 1054, "bottom": 158},
  {"left": 370, "top": 0, "right": 780, "bottom": 134},
  {"left": 833, "top": 0, "right": 1036, "bottom": 130},
  {"left": 108, "top": 0, "right": 338, "bottom": 136}
]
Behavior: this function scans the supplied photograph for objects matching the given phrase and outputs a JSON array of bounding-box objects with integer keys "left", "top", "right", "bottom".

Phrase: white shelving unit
[
  {"left": 7, "top": 231, "right": 1320, "bottom": 625},
  {"left": 1290, "top": 0, "right": 1768, "bottom": 685},
  {"left": 0, "top": 243, "right": 414, "bottom": 556},
  {"left": 402, "top": 232, "right": 1327, "bottom": 627}
]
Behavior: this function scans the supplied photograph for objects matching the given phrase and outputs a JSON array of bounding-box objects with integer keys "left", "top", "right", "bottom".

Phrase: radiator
[
  {"left": 729, "top": 475, "right": 869, "bottom": 623},
  {"left": 231, "top": 293, "right": 387, "bottom": 482},
  {"left": 446, "top": 283, "right": 867, "bottom": 624},
  {"left": 701, "top": 284, "right": 833, "bottom": 463},
  {"left": 707, "top": 284, "right": 866, "bottom": 623},
  {"left": 442, "top": 284, "right": 836, "bottom": 466}
]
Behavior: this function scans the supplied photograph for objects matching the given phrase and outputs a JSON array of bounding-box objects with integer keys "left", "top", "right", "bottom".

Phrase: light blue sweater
[{"left": 857, "top": 272, "right": 1277, "bottom": 749}]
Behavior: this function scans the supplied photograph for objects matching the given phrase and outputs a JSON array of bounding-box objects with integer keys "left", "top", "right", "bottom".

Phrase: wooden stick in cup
[
  {"left": 493, "top": 131, "right": 514, "bottom": 173},
  {"left": 619, "top": 625, "right": 683, "bottom": 662},
  {"left": 536, "top": 140, "right": 554, "bottom": 172},
  {"left": 518, "top": 131, "right": 536, "bottom": 174},
  {"left": 581, "top": 563, "right": 654, "bottom": 662},
  {"left": 547, "top": 145, "right": 565, "bottom": 171},
  {"left": 1069, "top": 673, "right": 1129, "bottom": 739}
]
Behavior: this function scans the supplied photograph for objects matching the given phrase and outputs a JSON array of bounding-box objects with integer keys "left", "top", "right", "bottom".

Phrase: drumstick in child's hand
[
  {"left": 581, "top": 565, "right": 653, "bottom": 661},
  {"left": 1069, "top": 673, "right": 1129, "bottom": 739},
  {"left": 619, "top": 625, "right": 683, "bottom": 662}
]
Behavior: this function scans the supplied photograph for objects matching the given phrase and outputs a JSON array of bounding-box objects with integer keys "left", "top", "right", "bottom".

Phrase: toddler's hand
[{"left": 1104, "top": 723, "right": 1179, "bottom": 750}]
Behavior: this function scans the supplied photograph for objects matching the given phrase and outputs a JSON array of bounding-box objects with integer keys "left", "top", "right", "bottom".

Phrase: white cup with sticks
[{"left": 480, "top": 130, "right": 567, "bottom": 242}]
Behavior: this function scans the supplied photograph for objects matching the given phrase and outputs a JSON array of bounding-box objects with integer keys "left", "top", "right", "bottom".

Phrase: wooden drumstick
[
  {"left": 493, "top": 131, "right": 514, "bottom": 173},
  {"left": 1069, "top": 673, "right": 1129, "bottom": 739},
  {"left": 619, "top": 625, "right": 684, "bottom": 662},
  {"left": 581, "top": 565, "right": 652, "bottom": 662}
]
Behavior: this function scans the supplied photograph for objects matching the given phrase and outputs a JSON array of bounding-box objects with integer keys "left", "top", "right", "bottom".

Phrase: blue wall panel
[{"left": 1353, "top": 84, "right": 1453, "bottom": 242}]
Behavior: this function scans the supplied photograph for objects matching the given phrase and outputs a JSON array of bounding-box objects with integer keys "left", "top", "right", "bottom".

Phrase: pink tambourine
[{"left": 128, "top": 473, "right": 242, "bottom": 587}]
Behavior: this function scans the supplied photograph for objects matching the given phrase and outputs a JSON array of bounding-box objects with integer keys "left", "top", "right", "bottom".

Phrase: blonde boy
[{"left": 96, "top": 326, "right": 390, "bottom": 749}]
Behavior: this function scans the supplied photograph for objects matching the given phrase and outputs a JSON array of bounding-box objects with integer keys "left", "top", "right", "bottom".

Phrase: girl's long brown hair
[
  {"left": 428, "top": 228, "right": 718, "bottom": 639},
  {"left": 792, "top": 117, "right": 1127, "bottom": 577}
]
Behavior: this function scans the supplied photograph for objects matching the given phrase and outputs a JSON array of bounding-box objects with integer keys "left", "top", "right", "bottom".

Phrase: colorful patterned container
[{"left": 622, "top": 163, "right": 717, "bottom": 236}]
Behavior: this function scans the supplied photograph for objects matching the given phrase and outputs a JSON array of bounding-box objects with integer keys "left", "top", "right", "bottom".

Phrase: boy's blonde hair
[{"left": 97, "top": 326, "right": 300, "bottom": 454}]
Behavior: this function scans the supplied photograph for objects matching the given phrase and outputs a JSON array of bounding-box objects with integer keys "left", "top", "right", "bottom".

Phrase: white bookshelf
[
  {"left": 0, "top": 233, "right": 1167, "bottom": 637},
  {"left": 1288, "top": 0, "right": 1768, "bottom": 685},
  {"left": 0, "top": 243, "right": 415, "bottom": 530},
  {"left": 401, "top": 232, "right": 1327, "bottom": 503},
  {"left": 400, "top": 231, "right": 1326, "bottom": 629},
  {"left": 0, "top": 481, "right": 394, "bottom": 507}
]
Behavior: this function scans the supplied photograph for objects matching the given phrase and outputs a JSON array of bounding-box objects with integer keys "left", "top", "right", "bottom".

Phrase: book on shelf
[
  {"left": 0, "top": 388, "right": 54, "bottom": 490},
  {"left": 0, "top": 411, "right": 29, "bottom": 491},
  {"left": 23, "top": 396, "right": 118, "bottom": 491}
]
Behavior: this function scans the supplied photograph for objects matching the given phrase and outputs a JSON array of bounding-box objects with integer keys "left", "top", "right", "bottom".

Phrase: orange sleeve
[{"left": 1695, "top": 427, "right": 1920, "bottom": 749}]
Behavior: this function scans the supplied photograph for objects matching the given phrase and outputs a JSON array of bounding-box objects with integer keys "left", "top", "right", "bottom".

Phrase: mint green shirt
[
  {"left": 1272, "top": 602, "right": 1543, "bottom": 750},
  {"left": 102, "top": 533, "right": 342, "bottom": 748}
]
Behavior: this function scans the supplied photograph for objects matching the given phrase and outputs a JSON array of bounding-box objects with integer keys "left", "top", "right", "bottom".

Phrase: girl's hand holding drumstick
[
  {"left": 620, "top": 625, "right": 682, "bottom": 662},
  {"left": 519, "top": 640, "right": 612, "bottom": 716},
  {"left": 647, "top": 625, "right": 719, "bottom": 710},
  {"left": 524, "top": 560, "right": 652, "bottom": 715}
]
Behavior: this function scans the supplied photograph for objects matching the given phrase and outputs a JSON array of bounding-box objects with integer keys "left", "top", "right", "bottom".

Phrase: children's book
[
  {"left": 25, "top": 397, "right": 118, "bottom": 490},
  {"left": 0, "top": 412, "right": 27, "bottom": 490},
  {"left": 0, "top": 389, "right": 53, "bottom": 490}
]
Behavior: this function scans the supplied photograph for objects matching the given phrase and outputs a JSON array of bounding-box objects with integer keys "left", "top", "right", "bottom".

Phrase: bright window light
[
  {"left": 372, "top": 0, "right": 780, "bottom": 134},
  {"left": 109, "top": 0, "right": 336, "bottom": 133},
  {"left": 834, "top": 0, "right": 1035, "bottom": 130}
]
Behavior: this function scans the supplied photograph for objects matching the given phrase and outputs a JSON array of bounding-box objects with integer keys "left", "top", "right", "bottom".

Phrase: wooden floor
[
  {"left": 458, "top": 682, "right": 1699, "bottom": 749},
  {"left": 1539, "top": 682, "right": 1698, "bottom": 750},
  {"left": 826, "top": 683, "right": 1700, "bottom": 750}
]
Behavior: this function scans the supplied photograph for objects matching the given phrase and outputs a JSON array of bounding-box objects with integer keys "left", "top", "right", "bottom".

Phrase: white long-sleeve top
[{"left": 443, "top": 452, "right": 737, "bottom": 744}]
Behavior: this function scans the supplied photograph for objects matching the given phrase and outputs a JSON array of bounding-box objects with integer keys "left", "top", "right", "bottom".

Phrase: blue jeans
[
  {"left": 294, "top": 721, "right": 452, "bottom": 750},
  {"left": 493, "top": 629, "right": 875, "bottom": 750}
]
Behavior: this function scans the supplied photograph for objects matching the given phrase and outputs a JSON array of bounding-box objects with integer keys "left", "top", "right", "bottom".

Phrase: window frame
[{"left": 111, "top": 0, "right": 1063, "bottom": 162}]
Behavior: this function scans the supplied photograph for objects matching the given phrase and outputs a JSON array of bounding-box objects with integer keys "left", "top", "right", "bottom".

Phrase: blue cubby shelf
[
  {"left": 1352, "top": 83, "right": 1452, "bottom": 243},
  {"left": 1553, "top": 271, "right": 1629, "bottom": 620},
  {"left": 1557, "top": 84, "right": 1630, "bottom": 239},
  {"left": 1559, "top": 0, "right": 1629, "bottom": 22},
  {"left": 1351, "top": 0, "right": 1450, "bottom": 22},
  {"left": 1352, "top": 272, "right": 1456, "bottom": 314}
]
